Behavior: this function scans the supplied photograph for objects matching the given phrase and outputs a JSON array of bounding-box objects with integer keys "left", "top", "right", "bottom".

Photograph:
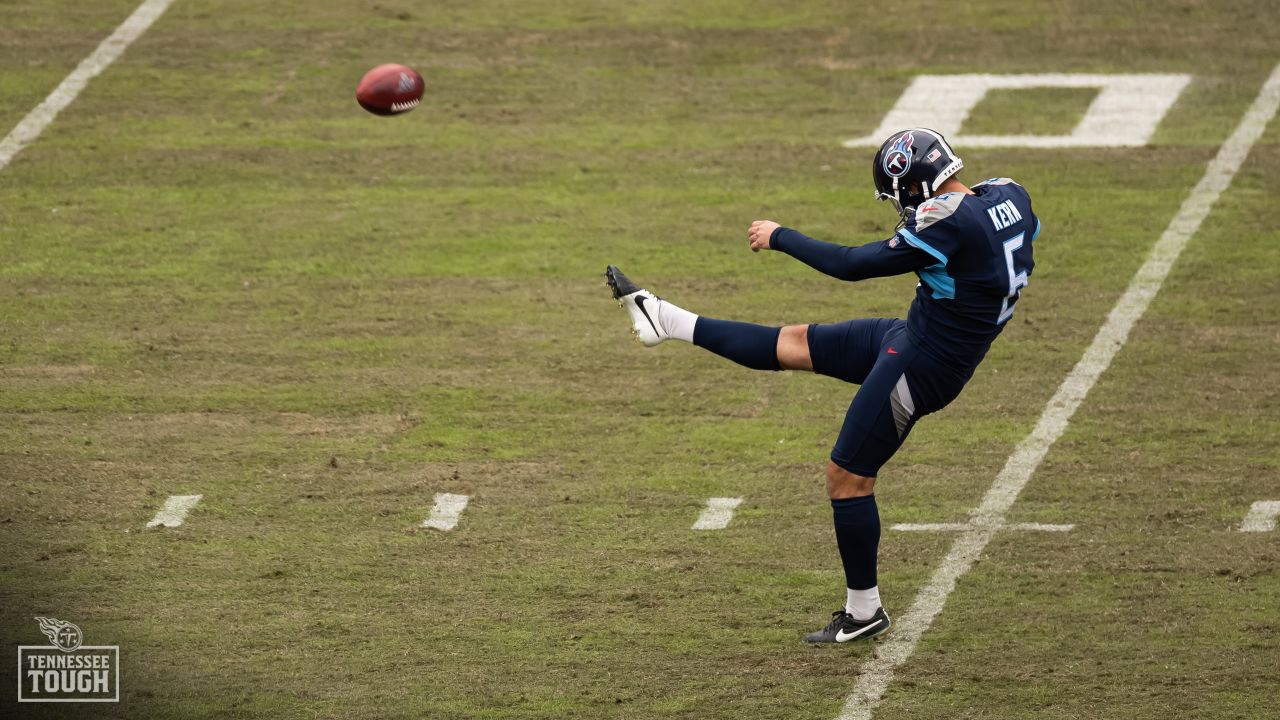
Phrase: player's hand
[{"left": 748, "top": 220, "right": 780, "bottom": 252}]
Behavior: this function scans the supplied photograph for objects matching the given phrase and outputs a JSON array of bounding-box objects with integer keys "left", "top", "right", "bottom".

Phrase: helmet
[{"left": 872, "top": 128, "right": 964, "bottom": 220}]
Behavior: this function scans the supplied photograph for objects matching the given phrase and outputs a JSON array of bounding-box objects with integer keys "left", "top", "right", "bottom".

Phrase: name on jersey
[{"left": 987, "top": 199, "right": 1023, "bottom": 232}]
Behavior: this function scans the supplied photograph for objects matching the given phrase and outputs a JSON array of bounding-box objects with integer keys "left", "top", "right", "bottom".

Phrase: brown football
[{"left": 355, "top": 64, "right": 424, "bottom": 116}]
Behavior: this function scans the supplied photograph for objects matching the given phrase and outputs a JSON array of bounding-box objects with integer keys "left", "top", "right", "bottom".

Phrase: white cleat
[{"left": 605, "top": 265, "right": 669, "bottom": 347}]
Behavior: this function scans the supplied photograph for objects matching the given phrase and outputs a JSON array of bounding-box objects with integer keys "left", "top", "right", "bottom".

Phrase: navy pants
[{"left": 807, "top": 319, "right": 973, "bottom": 477}]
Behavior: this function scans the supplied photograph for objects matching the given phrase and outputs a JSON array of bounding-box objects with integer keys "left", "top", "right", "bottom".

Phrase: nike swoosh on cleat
[
  {"left": 835, "top": 623, "right": 883, "bottom": 642},
  {"left": 634, "top": 295, "right": 660, "bottom": 336}
]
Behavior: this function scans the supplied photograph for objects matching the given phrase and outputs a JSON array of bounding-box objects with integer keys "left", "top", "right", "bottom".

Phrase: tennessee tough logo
[{"left": 882, "top": 131, "right": 915, "bottom": 178}]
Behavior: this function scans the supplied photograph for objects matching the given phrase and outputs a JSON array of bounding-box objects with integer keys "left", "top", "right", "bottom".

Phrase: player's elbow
[{"left": 837, "top": 267, "right": 872, "bottom": 282}]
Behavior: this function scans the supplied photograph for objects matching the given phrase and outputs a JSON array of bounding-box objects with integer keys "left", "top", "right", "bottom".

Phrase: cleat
[
  {"left": 803, "top": 607, "right": 891, "bottom": 644},
  {"left": 605, "top": 265, "right": 669, "bottom": 347}
]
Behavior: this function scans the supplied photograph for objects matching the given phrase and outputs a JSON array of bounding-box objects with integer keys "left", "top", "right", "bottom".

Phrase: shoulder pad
[
  {"left": 913, "top": 192, "right": 966, "bottom": 232},
  {"left": 973, "top": 177, "right": 1021, "bottom": 188}
]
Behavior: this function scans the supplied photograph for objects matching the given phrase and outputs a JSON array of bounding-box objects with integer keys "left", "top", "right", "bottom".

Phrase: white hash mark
[
  {"left": 422, "top": 493, "right": 470, "bottom": 531},
  {"left": 1240, "top": 501, "right": 1280, "bottom": 532},
  {"left": 146, "top": 494, "right": 202, "bottom": 528},
  {"left": 692, "top": 497, "right": 743, "bottom": 531}
]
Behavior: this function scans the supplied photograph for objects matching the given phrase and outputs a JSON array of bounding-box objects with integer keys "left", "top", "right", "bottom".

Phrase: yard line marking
[
  {"left": 892, "top": 522, "right": 1073, "bottom": 532},
  {"left": 691, "top": 497, "right": 743, "bottom": 530},
  {"left": 836, "top": 62, "right": 1280, "bottom": 720},
  {"left": 0, "top": 0, "right": 176, "bottom": 172},
  {"left": 146, "top": 494, "right": 202, "bottom": 528},
  {"left": 1008, "top": 522, "right": 1074, "bottom": 532},
  {"left": 422, "top": 493, "right": 470, "bottom": 531},
  {"left": 1240, "top": 501, "right": 1280, "bottom": 532}
]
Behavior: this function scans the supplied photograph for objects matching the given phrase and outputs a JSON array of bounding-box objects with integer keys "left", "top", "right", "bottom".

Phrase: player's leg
[
  {"left": 607, "top": 265, "right": 811, "bottom": 371},
  {"left": 804, "top": 326, "right": 915, "bottom": 644}
]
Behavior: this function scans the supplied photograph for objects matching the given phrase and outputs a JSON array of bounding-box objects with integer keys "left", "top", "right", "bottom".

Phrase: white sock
[
  {"left": 657, "top": 299, "right": 698, "bottom": 343},
  {"left": 845, "top": 586, "right": 881, "bottom": 621}
]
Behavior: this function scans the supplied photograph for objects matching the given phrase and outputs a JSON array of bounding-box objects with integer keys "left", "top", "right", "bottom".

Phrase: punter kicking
[{"left": 605, "top": 128, "right": 1039, "bottom": 643}]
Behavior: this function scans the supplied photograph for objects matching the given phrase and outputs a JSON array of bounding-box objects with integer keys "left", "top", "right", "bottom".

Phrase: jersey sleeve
[{"left": 770, "top": 226, "right": 936, "bottom": 281}]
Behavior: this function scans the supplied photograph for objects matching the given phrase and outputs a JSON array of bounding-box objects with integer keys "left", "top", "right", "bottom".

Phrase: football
[{"left": 355, "top": 63, "right": 425, "bottom": 116}]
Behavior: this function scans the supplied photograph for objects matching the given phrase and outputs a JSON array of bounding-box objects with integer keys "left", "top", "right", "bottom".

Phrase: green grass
[
  {"left": 963, "top": 87, "right": 1098, "bottom": 136},
  {"left": 2, "top": 1, "right": 1279, "bottom": 718}
]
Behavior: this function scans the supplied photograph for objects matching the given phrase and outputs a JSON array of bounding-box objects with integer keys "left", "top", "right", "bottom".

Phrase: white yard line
[
  {"left": 146, "top": 494, "right": 202, "bottom": 528},
  {"left": 691, "top": 497, "right": 743, "bottom": 530},
  {"left": 422, "top": 493, "right": 470, "bottom": 531},
  {"left": 0, "top": 0, "right": 176, "bottom": 171},
  {"left": 837, "top": 62, "right": 1280, "bottom": 720},
  {"left": 1239, "top": 500, "right": 1280, "bottom": 532}
]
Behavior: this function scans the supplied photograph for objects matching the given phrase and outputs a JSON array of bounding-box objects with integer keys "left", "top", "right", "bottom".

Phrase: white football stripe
[
  {"left": 836, "top": 62, "right": 1280, "bottom": 720},
  {"left": 146, "top": 494, "right": 202, "bottom": 528},
  {"left": 692, "top": 497, "right": 743, "bottom": 530},
  {"left": 1239, "top": 501, "right": 1280, "bottom": 532},
  {"left": 1008, "top": 522, "right": 1075, "bottom": 532},
  {"left": 892, "top": 522, "right": 1074, "bottom": 532},
  {"left": 422, "top": 493, "right": 470, "bottom": 531},
  {"left": 0, "top": 0, "right": 176, "bottom": 172}
]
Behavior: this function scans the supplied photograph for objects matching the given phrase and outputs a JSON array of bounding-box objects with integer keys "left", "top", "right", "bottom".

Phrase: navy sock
[
  {"left": 831, "top": 494, "right": 880, "bottom": 590},
  {"left": 691, "top": 317, "right": 781, "bottom": 371}
]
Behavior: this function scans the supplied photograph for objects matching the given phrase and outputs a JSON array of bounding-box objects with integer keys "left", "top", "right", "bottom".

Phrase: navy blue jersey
[
  {"left": 769, "top": 177, "right": 1038, "bottom": 370},
  {"left": 896, "top": 178, "right": 1038, "bottom": 366}
]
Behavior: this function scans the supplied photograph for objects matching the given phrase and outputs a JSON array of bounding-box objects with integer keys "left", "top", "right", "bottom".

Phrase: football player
[{"left": 606, "top": 128, "right": 1039, "bottom": 643}]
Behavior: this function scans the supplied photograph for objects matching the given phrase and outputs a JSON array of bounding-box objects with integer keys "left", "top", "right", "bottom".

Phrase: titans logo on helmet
[{"left": 882, "top": 131, "right": 915, "bottom": 178}]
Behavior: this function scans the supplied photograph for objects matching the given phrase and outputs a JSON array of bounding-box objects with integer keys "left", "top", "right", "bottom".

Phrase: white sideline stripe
[
  {"left": 1240, "top": 500, "right": 1280, "bottom": 532},
  {"left": 692, "top": 497, "right": 743, "bottom": 530},
  {"left": 422, "top": 493, "right": 470, "bottom": 531},
  {"left": 146, "top": 494, "right": 202, "bottom": 528},
  {"left": 892, "top": 522, "right": 1074, "bottom": 532},
  {"left": 836, "top": 63, "right": 1280, "bottom": 720},
  {"left": 0, "top": 0, "right": 176, "bottom": 172}
]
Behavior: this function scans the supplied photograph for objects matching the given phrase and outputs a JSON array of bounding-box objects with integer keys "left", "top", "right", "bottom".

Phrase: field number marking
[
  {"left": 692, "top": 497, "right": 743, "bottom": 530},
  {"left": 146, "top": 494, "right": 202, "bottom": 528},
  {"left": 0, "top": 0, "right": 176, "bottom": 172},
  {"left": 845, "top": 73, "right": 1191, "bottom": 148},
  {"left": 1240, "top": 501, "right": 1280, "bottom": 532},
  {"left": 836, "top": 63, "right": 1280, "bottom": 720},
  {"left": 422, "top": 493, "right": 470, "bottom": 531}
]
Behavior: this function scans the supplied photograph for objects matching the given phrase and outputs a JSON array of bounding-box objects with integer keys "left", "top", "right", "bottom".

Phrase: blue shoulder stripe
[{"left": 897, "top": 228, "right": 948, "bottom": 265}]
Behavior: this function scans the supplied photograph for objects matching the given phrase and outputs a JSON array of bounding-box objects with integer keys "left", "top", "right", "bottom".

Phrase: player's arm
[{"left": 747, "top": 220, "right": 935, "bottom": 281}]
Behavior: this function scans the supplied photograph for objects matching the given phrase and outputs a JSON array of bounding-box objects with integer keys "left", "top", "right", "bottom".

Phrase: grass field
[{"left": 2, "top": 1, "right": 1278, "bottom": 718}]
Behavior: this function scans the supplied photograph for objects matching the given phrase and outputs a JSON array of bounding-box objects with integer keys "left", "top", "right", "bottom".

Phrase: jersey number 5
[{"left": 998, "top": 232, "right": 1029, "bottom": 324}]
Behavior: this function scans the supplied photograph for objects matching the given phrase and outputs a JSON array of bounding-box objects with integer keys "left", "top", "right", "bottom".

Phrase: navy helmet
[{"left": 872, "top": 128, "right": 964, "bottom": 220}]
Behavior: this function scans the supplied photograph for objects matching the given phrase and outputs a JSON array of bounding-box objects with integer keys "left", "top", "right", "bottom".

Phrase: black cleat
[
  {"left": 803, "top": 607, "right": 892, "bottom": 644},
  {"left": 605, "top": 264, "right": 641, "bottom": 299}
]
